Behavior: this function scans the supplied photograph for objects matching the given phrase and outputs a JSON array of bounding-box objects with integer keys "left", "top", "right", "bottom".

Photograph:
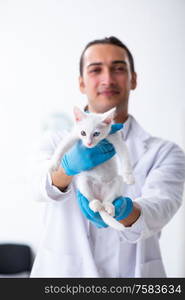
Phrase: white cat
[{"left": 49, "top": 106, "right": 135, "bottom": 231}]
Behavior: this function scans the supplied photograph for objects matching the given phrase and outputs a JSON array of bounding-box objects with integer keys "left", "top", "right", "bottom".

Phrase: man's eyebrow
[
  {"left": 112, "top": 60, "right": 127, "bottom": 65},
  {"left": 87, "top": 62, "right": 102, "bottom": 68},
  {"left": 86, "top": 60, "right": 127, "bottom": 68}
]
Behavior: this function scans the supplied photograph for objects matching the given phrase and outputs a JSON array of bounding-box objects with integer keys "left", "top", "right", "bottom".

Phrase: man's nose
[{"left": 100, "top": 69, "right": 115, "bottom": 85}]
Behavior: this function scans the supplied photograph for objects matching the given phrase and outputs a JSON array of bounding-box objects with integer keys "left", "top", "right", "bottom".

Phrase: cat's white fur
[{"left": 49, "top": 106, "right": 135, "bottom": 231}]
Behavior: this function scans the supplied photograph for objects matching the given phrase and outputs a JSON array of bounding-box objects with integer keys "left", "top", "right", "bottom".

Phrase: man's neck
[
  {"left": 85, "top": 104, "right": 129, "bottom": 123},
  {"left": 114, "top": 111, "right": 129, "bottom": 123}
]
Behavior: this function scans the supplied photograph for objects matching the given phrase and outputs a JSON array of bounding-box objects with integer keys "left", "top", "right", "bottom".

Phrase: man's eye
[
  {"left": 114, "top": 67, "right": 125, "bottom": 72},
  {"left": 89, "top": 68, "right": 101, "bottom": 73},
  {"left": 93, "top": 132, "right": 100, "bottom": 137},
  {"left": 81, "top": 130, "right": 86, "bottom": 136}
]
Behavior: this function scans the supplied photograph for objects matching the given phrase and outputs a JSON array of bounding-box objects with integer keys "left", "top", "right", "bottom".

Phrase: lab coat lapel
[{"left": 126, "top": 116, "right": 150, "bottom": 169}]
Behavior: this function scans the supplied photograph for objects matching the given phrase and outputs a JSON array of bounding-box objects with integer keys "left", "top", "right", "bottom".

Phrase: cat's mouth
[{"left": 84, "top": 142, "right": 96, "bottom": 148}]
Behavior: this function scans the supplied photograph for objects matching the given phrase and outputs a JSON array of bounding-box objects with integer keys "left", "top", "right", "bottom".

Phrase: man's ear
[
  {"left": 79, "top": 76, "right": 86, "bottom": 94},
  {"left": 131, "top": 72, "right": 137, "bottom": 90}
]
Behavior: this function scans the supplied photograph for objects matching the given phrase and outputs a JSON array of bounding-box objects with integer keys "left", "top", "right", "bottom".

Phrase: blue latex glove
[
  {"left": 109, "top": 123, "right": 123, "bottom": 134},
  {"left": 61, "top": 123, "right": 123, "bottom": 176},
  {"left": 76, "top": 190, "right": 133, "bottom": 228}
]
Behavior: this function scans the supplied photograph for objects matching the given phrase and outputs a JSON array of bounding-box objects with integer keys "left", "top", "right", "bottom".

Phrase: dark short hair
[{"left": 79, "top": 36, "right": 135, "bottom": 76}]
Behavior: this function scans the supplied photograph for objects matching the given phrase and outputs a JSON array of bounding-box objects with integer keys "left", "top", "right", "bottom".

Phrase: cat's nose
[{"left": 87, "top": 142, "right": 92, "bottom": 147}]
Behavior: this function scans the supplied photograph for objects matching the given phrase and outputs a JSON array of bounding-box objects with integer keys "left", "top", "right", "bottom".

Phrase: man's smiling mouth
[{"left": 98, "top": 89, "right": 120, "bottom": 96}]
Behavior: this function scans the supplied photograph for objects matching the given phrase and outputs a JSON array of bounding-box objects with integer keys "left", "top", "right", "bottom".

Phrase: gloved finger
[
  {"left": 113, "top": 196, "right": 133, "bottom": 220},
  {"left": 97, "top": 139, "right": 115, "bottom": 153},
  {"left": 113, "top": 197, "right": 127, "bottom": 217},
  {"left": 109, "top": 123, "right": 124, "bottom": 134}
]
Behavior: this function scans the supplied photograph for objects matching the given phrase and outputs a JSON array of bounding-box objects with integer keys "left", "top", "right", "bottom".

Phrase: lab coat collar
[
  {"left": 123, "top": 114, "right": 150, "bottom": 141},
  {"left": 121, "top": 114, "right": 131, "bottom": 140}
]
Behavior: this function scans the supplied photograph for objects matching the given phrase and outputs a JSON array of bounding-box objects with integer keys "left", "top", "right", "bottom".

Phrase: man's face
[{"left": 79, "top": 44, "right": 137, "bottom": 113}]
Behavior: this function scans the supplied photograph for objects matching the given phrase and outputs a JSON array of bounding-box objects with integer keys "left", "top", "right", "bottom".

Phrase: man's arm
[
  {"left": 118, "top": 202, "right": 141, "bottom": 227},
  {"left": 51, "top": 167, "right": 73, "bottom": 192}
]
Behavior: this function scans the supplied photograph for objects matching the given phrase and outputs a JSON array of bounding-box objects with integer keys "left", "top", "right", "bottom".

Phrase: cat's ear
[
  {"left": 73, "top": 106, "right": 87, "bottom": 122},
  {"left": 101, "top": 107, "right": 116, "bottom": 125}
]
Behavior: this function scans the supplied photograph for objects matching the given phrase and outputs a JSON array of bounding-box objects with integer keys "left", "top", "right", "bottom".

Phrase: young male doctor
[{"left": 30, "top": 36, "right": 185, "bottom": 278}]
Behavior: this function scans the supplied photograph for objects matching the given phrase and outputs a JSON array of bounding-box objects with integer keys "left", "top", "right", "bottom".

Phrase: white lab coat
[{"left": 30, "top": 115, "right": 185, "bottom": 278}]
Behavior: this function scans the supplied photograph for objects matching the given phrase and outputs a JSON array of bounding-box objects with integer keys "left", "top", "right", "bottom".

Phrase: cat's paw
[
  {"left": 89, "top": 200, "right": 103, "bottom": 213},
  {"left": 123, "top": 172, "right": 135, "bottom": 185},
  {"left": 103, "top": 203, "right": 115, "bottom": 217}
]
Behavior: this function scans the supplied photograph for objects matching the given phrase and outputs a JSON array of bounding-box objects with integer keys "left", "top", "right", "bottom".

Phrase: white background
[{"left": 0, "top": 0, "right": 185, "bottom": 277}]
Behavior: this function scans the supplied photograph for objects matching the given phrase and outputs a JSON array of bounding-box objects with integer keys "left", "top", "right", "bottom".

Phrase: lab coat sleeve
[
  {"left": 119, "top": 141, "right": 185, "bottom": 243},
  {"left": 30, "top": 130, "right": 74, "bottom": 203}
]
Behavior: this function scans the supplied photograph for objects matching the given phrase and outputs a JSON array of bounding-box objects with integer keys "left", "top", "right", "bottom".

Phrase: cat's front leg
[
  {"left": 119, "top": 140, "right": 135, "bottom": 184},
  {"left": 107, "top": 133, "right": 135, "bottom": 185},
  {"left": 49, "top": 147, "right": 66, "bottom": 172},
  {"left": 49, "top": 131, "right": 79, "bottom": 172}
]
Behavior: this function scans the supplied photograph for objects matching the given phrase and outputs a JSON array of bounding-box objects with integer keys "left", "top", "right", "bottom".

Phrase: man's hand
[
  {"left": 61, "top": 123, "right": 123, "bottom": 176},
  {"left": 76, "top": 190, "right": 133, "bottom": 228}
]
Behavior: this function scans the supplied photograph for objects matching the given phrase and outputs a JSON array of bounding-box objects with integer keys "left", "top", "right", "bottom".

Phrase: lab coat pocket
[
  {"left": 139, "top": 259, "right": 166, "bottom": 278},
  {"left": 38, "top": 248, "right": 83, "bottom": 277}
]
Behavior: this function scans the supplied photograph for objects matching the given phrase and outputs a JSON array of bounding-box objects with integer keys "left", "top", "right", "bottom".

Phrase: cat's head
[{"left": 73, "top": 106, "right": 116, "bottom": 148}]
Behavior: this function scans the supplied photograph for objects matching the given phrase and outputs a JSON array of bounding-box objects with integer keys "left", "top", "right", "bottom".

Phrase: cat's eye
[
  {"left": 93, "top": 131, "right": 100, "bottom": 137},
  {"left": 81, "top": 130, "right": 86, "bottom": 136}
]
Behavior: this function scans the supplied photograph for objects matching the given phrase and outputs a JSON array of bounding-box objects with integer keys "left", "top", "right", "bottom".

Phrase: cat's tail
[{"left": 99, "top": 211, "right": 125, "bottom": 231}]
